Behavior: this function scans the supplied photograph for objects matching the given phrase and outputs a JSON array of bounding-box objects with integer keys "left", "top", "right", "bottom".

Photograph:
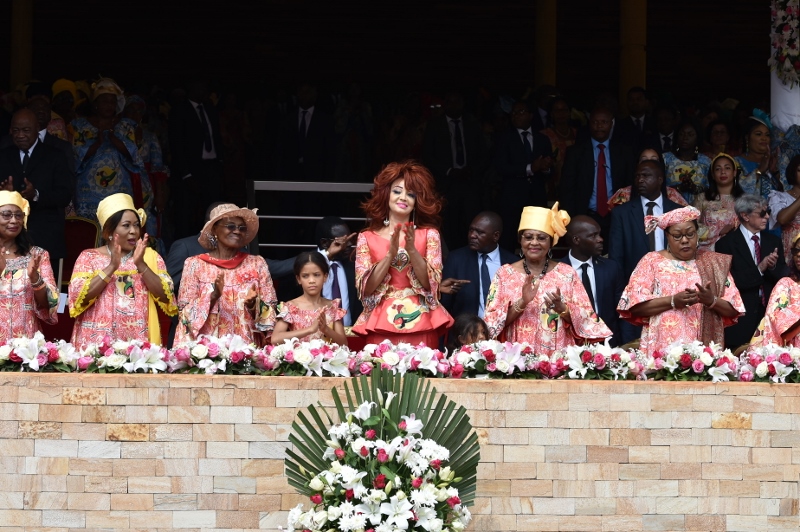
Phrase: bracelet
[
  {"left": 138, "top": 265, "right": 150, "bottom": 276},
  {"left": 33, "top": 281, "right": 47, "bottom": 291},
  {"left": 98, "top": 271, "right": 112, "bottom": 284},
  {"left": 30, "top": 274, "right": 44, "bottom": 288},
  {"left": 708, "top": 296, "right": 719, "bottom": 309},
  {"left": 558, "top": 307, "right": 569, "bottom": 317},
  {"left": 670, "top": 294, "right": 676, "bottom": 310},
  {"left": 512, "top": 298, "right": 526, "bottom": 313}
]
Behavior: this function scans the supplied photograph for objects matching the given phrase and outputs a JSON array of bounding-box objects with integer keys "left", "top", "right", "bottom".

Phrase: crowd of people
[{"left": 2, "top": 77, "right": 800, "bottom": 356}]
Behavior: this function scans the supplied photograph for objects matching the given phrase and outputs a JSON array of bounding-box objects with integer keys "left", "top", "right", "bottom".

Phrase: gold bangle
[
  {"left": 512, "top": 298, "right": 526, "bottom": 313},
  {"left": 98, "top": 271, "right": 112, "bottom": 284},
  {"left": 558, "top": 307, "right": 569, "bottom": 317},
  {"left": 138, "top": 265, "right": 150, "bottom": 276}
]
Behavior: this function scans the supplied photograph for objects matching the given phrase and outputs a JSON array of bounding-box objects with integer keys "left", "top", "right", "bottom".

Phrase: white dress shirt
[
  {"left": 38, "top": 129, "right": 47, "bottom": 143},
  {"left": 739, "top": 225, "right": 763, "bottom": 275},
  {"left": 661, "top": 133, "right": 673, "bottom": 151},
  {"left": 298, "top": 106, "right": 314, "bottom": 133},
  {"left": 477, "top": 246, "right": 502, "bottom": 318},
  {"left": 189, "top": 99, "right": 217, "bottom": 160},
  {"left": 641, "top": 194, "right": 665, "bottom": 251},
  {"left": 567, "top": 250, "right": 597, "bottom": 313},
  {"left": 447, "top": 116, "right": 467, "bottom": 170},
  {"left": 517, "top": 127, "right": 535, "bottom": 176},
  {"left": 318, "top": 247, "right": 352, "bottom": 326}
]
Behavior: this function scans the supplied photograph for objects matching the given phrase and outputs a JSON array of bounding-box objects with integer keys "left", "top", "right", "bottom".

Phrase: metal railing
[{"left": 246, "top": 180, "right": 374, "bottom": 252}]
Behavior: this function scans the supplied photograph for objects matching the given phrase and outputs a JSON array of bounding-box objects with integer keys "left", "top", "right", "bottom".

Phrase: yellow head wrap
[
  {"left": 91, "top": 78, "right": 126, "bottom": 114},
  {"left": 97, "top": 193, "right": 146, "bottom": 231},
  {"left": 518, "top": 202, "right": 571, "bottom": 246},
  {"left": 51, "top": 79, "right": 77, "bottom": 103},
  {"left": 0, "top": 191, "right": 30, "bottom": 229}
]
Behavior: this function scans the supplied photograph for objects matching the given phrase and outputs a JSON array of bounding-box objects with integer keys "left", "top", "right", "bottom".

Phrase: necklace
[
  {"left": 1, "top": 247, "right": 16, "bottom": 256},
  {"left": 522, "top": 256, "right": 549, "bottom": 279},
  {"left": 107, "top": 245, "right": 134, "bottom": 263},
  {"left": 554, "top": 125, "right": 572, "bottom": 139}
]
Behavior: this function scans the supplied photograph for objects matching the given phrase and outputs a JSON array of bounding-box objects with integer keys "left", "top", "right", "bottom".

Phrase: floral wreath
[{"left": 770, "top": 1, "right": 800, "bottom": 87}]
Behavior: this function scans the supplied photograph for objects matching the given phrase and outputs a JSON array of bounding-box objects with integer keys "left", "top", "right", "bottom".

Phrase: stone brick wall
[{"left": 0, "top": 374, "right": 798, "bottom": 531}]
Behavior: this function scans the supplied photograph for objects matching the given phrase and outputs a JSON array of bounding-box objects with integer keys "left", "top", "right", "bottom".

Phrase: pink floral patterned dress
[
  {"left": 768, "top": 189, "right": 800, "bottom": 260},
  {"left": 352, "top": 227, "right": 453, "bottom": 346},
  {"left": 69, "top": 249, "right": 176, "bottom": 348},
  {"left": 618, "top": 252, "right": 744, "bottom": 355},
  {"left": 175, "top": 254, "right": 277, "bottom": 346},
  {"left": 483, "top": 262, "right": 612, "bottom": 355},
  {"left": 276, "top": 299, "right": 347, "bottom": 342},
  {"left": 694, "top": 194, "right": 738, "bottom": 251},
  {"left": 751, "top": 277, "right": 800, "bottom": 347},
  {"left": 0, "top": 247, "right": 59, "bottom": 341}
]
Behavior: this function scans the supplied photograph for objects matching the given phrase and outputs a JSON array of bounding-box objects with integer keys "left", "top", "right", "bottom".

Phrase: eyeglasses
[
  {"left": 666, "top": 231, "right": 697, "bottom": 241},
  {"left": 791, "top": 248, "right": 800, "bottom": 257},
  {"left": 752, "top": 209, "right": 771, "bottom": 218},
  {"left": 220, "top": 223, "right": 247, "bottom": 233},
  {"left": 0, "top": 211, "right": 24, "bottom": 221}
]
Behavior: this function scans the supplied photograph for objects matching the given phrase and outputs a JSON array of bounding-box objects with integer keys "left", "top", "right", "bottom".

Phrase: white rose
[
  {"left": 0, "top": 345, "right": 11, "bottom": 361},
  {"left": 105, "top": 354, "right": 128, "bottom": 369},
  {"left": 327, "top": 505, "right": 342, "bottom": 521},
  {"left": 309, "top": 477, "right": 325, "bottom": 491},
  {"left": 495, "top": 359, "right": 510, "bottom": 373},
  {"left": 191, "top": 344, "right": 209, "bottom": 359},
  {"left": 428, "top": 518, "right": 444, "bottom": 532},
  {"left": 619, "top": 351, "right": 631, "bottom": 363},
  {"left": 329, "top": 461, "right": 342, "bottom": 474},
  {"left": 312, "top": 510, "right": 328, "bottom": 526},
  {"left": 756, "top": 361, "right": 769, "bottom": 377},
  {"left": 293, "top": 348, "right": 313, "bottom": 366},
  {"left": 699, "top": 352, "right": 713, "bottom": 366},
  {"left": 382, "top": 351, "right": 400, "bottom": 366},
  {"left": 456, "top": 352, "right": 471, "bottom": 365}
]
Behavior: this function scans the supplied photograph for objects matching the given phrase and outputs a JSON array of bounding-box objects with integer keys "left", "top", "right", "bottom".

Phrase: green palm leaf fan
[{"left": 285, "top": 369, "right": 481, "bottom": 506}]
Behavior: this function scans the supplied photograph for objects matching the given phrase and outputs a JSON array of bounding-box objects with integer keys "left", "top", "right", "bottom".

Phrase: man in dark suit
[
  {"left": 608, "top": 160, "right": 682, "bottom": 344},
  {"left": 561, "top": 215, "right": 625, "bottom": 346},
  {"left": 168, "top": 80, "right": 224, "bottom": 239},
  {"left": 0, "top": 109, "right": 72, "bottom": 275},
  {"left": 493, "top": 100, "right": 554, "bottom": 252},
  {"left": 315, "top": 216, "right": 362, "bottom": 326},
  {"left": 277, "top": 83, "right": 335, "bottom": 182},
  {"left": 440, "top": 212, "right": 517, "bottom": 319},
  {"left": 422, "top": 90, "right": 488, "bottom": 249},
  {"left": 559, "top": 106, "right": 635, "bottom": 247},
  {"left": 642, "top": 104, "right": 679, "bottom": 156},
  {"left": 716, "top": 195, "right": 787, "bottom": 349},
  {"left": 613, "top": 87, "right": 656, "bottom": 155}
]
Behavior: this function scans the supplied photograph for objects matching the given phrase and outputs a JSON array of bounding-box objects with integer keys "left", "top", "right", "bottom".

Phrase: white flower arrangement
[
  {"left": 770, "top": 1, "right": 800, "bottom": 87},
  {"left": 738, "top": 343, "right": 800, "bottom": 383}
]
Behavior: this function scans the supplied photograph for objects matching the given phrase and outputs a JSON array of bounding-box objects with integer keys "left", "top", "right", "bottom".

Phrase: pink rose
[
  {"left": 411, "top": 476, "right": 423, "bottom": 488},
  {"left": 679, "top": 354, "right": 693, "bottom": 369},
  {"left": 766, "top": 353, "right": 778, "bottom": 364},
  {"left": 373, "top": 474, "right": 387, "bottom": 489},
  {"left": 486, "top": 362, "right": 497, "bottom": 372},
  {"left": 9, "top": 352, "right": 22, "bottom": 363},
  {"left": 284, "top": 352, "right": 295, "bottom": 364},
  {"left": 77, "top": 356, "right": 93, "bottom": 371},
  {"left": 538, "top": 360, "right": 551, "bottom": 376},
  {"left": 173, "top": 348, "right": 190, "bottom": 362},
  {"left": 739, "top": 371, "right": 754, "bottom": 382},
  {"left": 692, "top": 359, "right": 705, "bottom": 373},
  {"left": 430, "top": 459, "right": 441, "bottom": 470},
  {"left": 483, "top": 350, "right": 496, "bottom": 363},
  {"left": 779, "top": 353, "right": 793, "bottom": 366},
  {"left": 359, "top": 363, "right": 372, "bottom": 375},
  {"left": 207, "top": 343, "right": 220, "bottom": 358},
  {"left": 365, "top": 429, "right": 376, "bottom": 440},
  {"left": 769, "top": 363, "right": 777, "bottom": 376},
  {"left": 435, "top": 350, "right": 445, "bottom": 360},
  {"left": 610, "top": 353, "right": 621, "bottom": 363},
  {"left": 450, "top": 364, "right": 464, "bottom": 379},
  {"left": 46, "top": 345, "right": 59, "bottom": 363},
  {"left": 436, "top": 362, "right": 450, "bottom": 375},
  {"left": 348, "top": 358, "right": 358, "bottom": 371},
  {"left": 334, "top": 448, "right": 346, "bottom": 460},
  {"left": 653, "top": 349, "right": 665, "bottom": 359},
  {"left": 398, "top": 420, "right": 407, "bottom": 431},
  {"left": 36, "top": 353, "right": 48, "bottom": 367},
  {"left": 310, "top": 494, "right": 322, "bottom": 505},
  {"left": 749, "top": 354, "right": 763, "bottom": 366},
  {"left": 555, "top": 358, "right": 566, "bottom": 372},
  {"left": 230, "top": 351, "right": 244, "bottom": 364},
  {"left": 581, "top": 350, "right": 592, "bottom": 363},
  {"left": 654, "top": 358, "right": 664, "bottom": 370},
  {"left": 376, "top": 449, "right": 389, "bottom": 463},
  {"left": 446, "top": 495, "right": 461, "bottom": 508},
  {"left": 593, "top": 353, "right": 606, "bottom": 370},
  {"left": 360, "top": 446, "right": 369, "bottom": 457},
  {"left": 409, "top": 358, "right": 421, "bottom": 371},
  {"left": 103, "top": 347, "right": 114, "bottom": 357}
]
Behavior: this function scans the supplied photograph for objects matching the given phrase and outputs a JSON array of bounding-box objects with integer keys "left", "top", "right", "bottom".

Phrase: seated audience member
[
  {"left": 559, "top": 106, "right": 635, "bottom": 246},
  {"left": 716, "top": 195, "right": 787, "bottom": 350},
  {"left": 694, "top": 153, "right": 744, "bottom": 251},
  {"left": 540, "top": 97, "right": 576, "bottom": 198},
  {"left": 609, "top": 160, "right": 683, "bottom": 344},
  {"left": 483, "top": 203, "right": 611, "bottom": 356},
  {"left": 613, "top": 86, "right": 655, "bottom": 155},
  {"left": 493, "top": 99, "right": 554, "bottom": 251},
  {"left": 702, "top": 119, "right": 740, "bottom": 159},
  {"left": 446, "top": 314, "right": 489, "bottom": 352},
  {"left": 618, "top": 206, "right": 744, "bottom": 356},
  {"left": 751, "top": 233, "right": 800, "bottom": 347},
  {"left": 664, "top": 119, "right": 711, "bottom": 204},
  {"left": 735, "top": 115, "right": 783, "bottom": 197},
  {"left": 647, "top": 104, "right": 678, "bottom": 155},
  {"left": 440, "top": 211, "right": 517, "bottom": 319},
  {"left": 51, "top": 79, "right": 78, "bottom": 129},
  {"left": 271, "top": 251, "right": 348, "bottom": 345},
  {"left": 0, "top": 108, "right": 73, "bottom": 276},
  {"left": 561, "top": 215, "right": 625, "bottom": 346},
  {"left": 607, "top": 148, "right": 688, "bottom": 210},
  {"left": 315, "top": 216, "right": 362, "bottom": 326},
  {"left": 769, "top": 155, "right": 800, "bottom": 260},
  {"left": 175, "top": 203, "right": 277, "bottom": 346}
]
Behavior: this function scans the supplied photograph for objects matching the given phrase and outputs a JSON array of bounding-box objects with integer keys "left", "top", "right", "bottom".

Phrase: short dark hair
[
  {"left": 627, "top": 86, "right": 647, "bottom": 98},
  {"left": 101, "top": 209, "right": 141, "bottom": 243},
  {"left": 786, "top": 155, "right": 800, "bottom": 187},
  {"left": 704, "top": 118, "right": 730, "bottom": 145},
  {"left": 314, "top": 216, "right": 348, "bottom": 246},
  {"left": 474, "top": 211, "right": 503, "bottom": 234},
  {"left": 293, "top": 251, "right": 329, "bottom": 277}
]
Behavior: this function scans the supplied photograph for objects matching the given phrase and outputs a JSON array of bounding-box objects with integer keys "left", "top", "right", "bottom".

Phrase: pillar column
[
  {"left": 10, "top": 0, "right": 34, "bottom": 90},
  {"left": 619, "top": 0, "right": 647, "bottom": 114},
  {"left": 534, "top": 0, "right": 557, "bottom": 87}
]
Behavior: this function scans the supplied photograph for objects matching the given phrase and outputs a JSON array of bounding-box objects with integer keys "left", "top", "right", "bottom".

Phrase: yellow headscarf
[
  {"left": 51, "top": 79, "right": 77, "bottom": 103},
  {"left": 518, "top": 202, "right": 571, "bottom": 246},
  {"left": 96, "top": 194, "right": 168, "bottom": 344},
  {"left": 0, "top": 191, "right": 30, "bottom": 228}
]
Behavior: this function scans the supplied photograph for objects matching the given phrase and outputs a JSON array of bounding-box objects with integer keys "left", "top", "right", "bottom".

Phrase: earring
[
  {"left": 412, "top": 210, "right": 417, "bottom": 229},
  {"left": 694, "top": 145, "right": 699, "bottom": 155},
  {"left": 547, "top": 248, "right": 553, "bottom": 259},
  {"left": 208, "top": 233, "right": 218, "bottom": 249},
  {"left": 383, "top": 218, "right": 390, "bottom": 227}
]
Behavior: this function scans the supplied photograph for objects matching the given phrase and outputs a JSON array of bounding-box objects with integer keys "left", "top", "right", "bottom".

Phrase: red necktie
[
  {"left": 597, "top": 144, "right": 608, "bottom": 216},
  {"left": 752, "top": 235, "right": 766, "bottom": 306}
]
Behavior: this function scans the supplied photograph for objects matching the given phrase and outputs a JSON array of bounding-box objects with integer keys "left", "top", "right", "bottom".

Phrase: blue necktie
[
  {"left": 480, "top": 254, "right": 491, "bottom": 305},
  {"left": 330, "top": 262, "right": 341, "bottom": 301}
]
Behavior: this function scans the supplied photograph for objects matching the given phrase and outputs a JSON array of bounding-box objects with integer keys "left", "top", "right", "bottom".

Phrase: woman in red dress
[{"left": 352, "top": 160, "right": 453, "bottom": 346}]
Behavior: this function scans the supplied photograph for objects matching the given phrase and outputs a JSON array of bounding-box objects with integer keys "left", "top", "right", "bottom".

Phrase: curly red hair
[{"left": 361, "top": 160, "right": 443, "bottom": 230}]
